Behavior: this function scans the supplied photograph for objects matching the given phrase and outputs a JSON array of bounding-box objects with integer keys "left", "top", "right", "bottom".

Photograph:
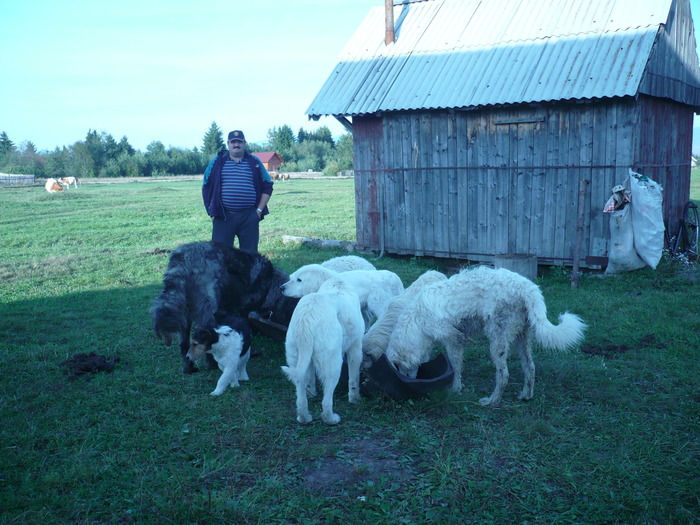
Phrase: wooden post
[{"left": 571, "top": 179, "right": 589, "bottom": 289}]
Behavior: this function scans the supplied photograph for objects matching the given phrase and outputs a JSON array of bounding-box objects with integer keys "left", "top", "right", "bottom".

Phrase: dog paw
[
  {"left": 322, "top": 413, "right": 341, "bottom": 425},
  {"left": 348, "top": 393, "right": 361, "bottom": 404},
  {"left": 210, "top": 389, "right": 225, "bottom": 396},
  {"left": 479, "top": 396, "right": 501, "bottom": 407},
  {"left": 297, "top": 413, "right": 313, "bottom": 424}
]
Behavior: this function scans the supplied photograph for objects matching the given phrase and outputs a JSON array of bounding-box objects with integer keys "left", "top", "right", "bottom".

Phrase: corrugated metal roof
[{"left": 306, "top": 0, "right": 696, "bottom": 118}]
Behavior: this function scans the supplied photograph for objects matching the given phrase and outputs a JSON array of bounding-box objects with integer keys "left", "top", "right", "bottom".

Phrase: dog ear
[{"left": 192, "top": 328, "right": 213, "bottom": 344}]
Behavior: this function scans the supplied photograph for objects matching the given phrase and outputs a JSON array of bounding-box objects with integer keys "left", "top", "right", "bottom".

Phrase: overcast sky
[{"left": 2, "top": 0, "right": 699, "bottom": 152}]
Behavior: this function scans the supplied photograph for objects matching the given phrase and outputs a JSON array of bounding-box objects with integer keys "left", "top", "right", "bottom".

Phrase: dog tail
[
  {"left": 151, "top": 251, "right": 193, "bottom": 334},
  {"left": 281, "top": 303, "right": 318, "bottom": 383},
  {"left": 525, "top": 289, "right": 587, "bottom": 351},
  {"left": 280, "top": 346, "right": 312, "bottom": 384},
  {"left": 281, "top": 365, "right": 305, "bottom": 384}
]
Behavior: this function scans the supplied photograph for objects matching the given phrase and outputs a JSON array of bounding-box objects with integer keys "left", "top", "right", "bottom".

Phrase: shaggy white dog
[
  {"left": 321, "top": 255, "right": 377, "bottom": 273},
  {"left": 282, "top": 264, "right": 403, "bottom": 328},
  {"left": 187, "top": 316, "right": 252, "bottom": 395},
  {"left": 386, "top": 266, "right": 587, "bottom": 407},
  {"left": 362, "top": 270, "right": 448, "bottom": 363},
  {"left": 281, "top": 277, "right": 365, "bottom": 425}
]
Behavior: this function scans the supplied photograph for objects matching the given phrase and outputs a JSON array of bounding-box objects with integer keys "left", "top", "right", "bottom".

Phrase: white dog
[
  {"left": 281, "top": 277, "right": 365, "bottom": 425},
  {"left": 321, "top": 255, "right": 376, "bottom": 273},
  {"left": 386, "top": 266, "right": 587, "bottom": 407},
  {"left": 187, "top": 316, "right": 252, "bottom": 395},
  {"left": 282, "top": 264, "right": 403, "bottom": 328},
  {"left": 362, "top": 270, "right": 448, "bottom": 363}
]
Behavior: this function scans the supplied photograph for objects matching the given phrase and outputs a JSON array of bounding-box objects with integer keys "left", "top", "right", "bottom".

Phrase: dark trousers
[{"left": 211, "top": 208, "right": 260, "bottom": 253}]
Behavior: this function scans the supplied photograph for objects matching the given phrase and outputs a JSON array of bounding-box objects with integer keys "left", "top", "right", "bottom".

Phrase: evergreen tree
[
  {"left": 202, "top": 122, "right": 224, "bottom": 157},
  {"left": 117, "top": 136, "right": 135, "bottom": 156},
  {"left": 0, "top": 131, "right": 15, "bottom": 157},
  {"left": 85, "top": 130, "right": 107, "bottom": 174},
  {"left": 309, "top": 126, "right": 334, "bottom": 146},
  {"left": 268, "top": 125, "right": 297, "bottom": 164},
  {"left": 103, "top": 133, "right": 120, "bottom": 161}
]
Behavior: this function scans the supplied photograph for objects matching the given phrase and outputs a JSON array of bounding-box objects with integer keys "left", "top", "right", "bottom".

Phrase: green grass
[{"left": 1, "top": 177, "right": 699, "bottom": 524}]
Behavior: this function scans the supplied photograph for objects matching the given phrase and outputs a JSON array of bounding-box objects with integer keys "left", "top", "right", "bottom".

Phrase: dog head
[
  {"left": 187, "top": 327, "right": 219, "bottom": 361},
  {"left": 281, "top": 264, "right": 334, "bottom": 298}
]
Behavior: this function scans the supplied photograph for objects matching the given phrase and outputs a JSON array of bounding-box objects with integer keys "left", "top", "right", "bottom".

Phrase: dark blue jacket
[{"left": 202, "top": 150, "right": 273, "bottom": 219}]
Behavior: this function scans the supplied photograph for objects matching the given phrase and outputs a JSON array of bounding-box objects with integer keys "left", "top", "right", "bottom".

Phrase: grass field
[{"left": 0, "top": 176, "right": 699, "bottom": 524}]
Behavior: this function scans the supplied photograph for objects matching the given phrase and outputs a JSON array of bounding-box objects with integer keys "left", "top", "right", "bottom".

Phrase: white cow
[{"left": 45, "top": 178, "right": 64, "bottom": 192}]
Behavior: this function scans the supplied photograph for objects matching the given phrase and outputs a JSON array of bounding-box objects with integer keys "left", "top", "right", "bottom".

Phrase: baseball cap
[{"left": 228, "top": 130, "right": 246, "bottom": 141}]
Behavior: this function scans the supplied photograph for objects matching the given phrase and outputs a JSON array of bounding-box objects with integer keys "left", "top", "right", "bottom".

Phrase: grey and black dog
[{"left": 150, "top": 241, "right": 298, "bottom": 373}]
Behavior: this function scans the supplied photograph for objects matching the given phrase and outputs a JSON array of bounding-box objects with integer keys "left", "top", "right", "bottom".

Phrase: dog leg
[
  {"left": 516, "top": 334, "right": 535, "bottom": 401},
  {"left": 320, "top": 387, "right": 341, "bottom": 425},
  {"left": 306, "top": 365, "right": 318, "bottom": 397},
  {"left": 238, "top": 349, "right": 250, "bottom": 381},
  {"left": 444, "top": 338, "right": 465, "bottom": 392},
  {"left": 345, "top": 341, "right": 363, "bottom": 404},
  {"left": 480, "top": 339, "right": 509, "bottom": 407},
  {"left": 295, "top": 370, "right": 313, "bottom": 424},
  {"left": 281, "top": 365, "right": 313, "bottom": 423},
  {"left": 211, "top": 367, "right": 238, "bottom": 395},
  {"left": 320, "top": 366, "right": 342, "bottom": 425},
  {"left": 180, "top": 322, "right": 197, "bottom": 373}
]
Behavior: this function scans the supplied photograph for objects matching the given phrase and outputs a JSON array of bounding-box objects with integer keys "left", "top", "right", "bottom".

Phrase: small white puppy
[
  {"left": 281, "top": 277, "right": 365, "bottom": 425},
  {"left": 188, "top": 316, "right": 252, "bottom": 395},
  {"left": 282, "top": 264, "right": 404, "bottom": 328}
]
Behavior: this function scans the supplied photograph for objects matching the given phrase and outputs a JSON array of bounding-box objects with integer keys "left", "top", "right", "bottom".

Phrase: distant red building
[{"left": 252, "top": 152, "right": 283, "bottom": 172}]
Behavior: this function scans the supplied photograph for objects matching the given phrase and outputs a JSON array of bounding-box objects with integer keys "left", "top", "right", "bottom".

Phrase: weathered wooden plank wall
[
  {"left": 353, "top": 97, "right": 693, "bottom": 266},
  {"left": 634, "top": 95, "right": 694, "bottom": 233},
  {"left": 353, "top": 116, "right": 383, "bottom": 250}
]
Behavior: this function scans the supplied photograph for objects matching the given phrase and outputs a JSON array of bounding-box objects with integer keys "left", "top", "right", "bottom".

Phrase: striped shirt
[{"left": 220, "top": 157, "right": 257, "bottom": 210}]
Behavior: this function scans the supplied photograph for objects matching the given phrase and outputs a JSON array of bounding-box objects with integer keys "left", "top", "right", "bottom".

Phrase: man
[{"left": 202, "top": 130, "right": 273, "bottom": 253}]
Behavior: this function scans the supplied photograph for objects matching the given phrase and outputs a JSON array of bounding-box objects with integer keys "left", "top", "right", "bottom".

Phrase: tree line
[{"left": 0, "top": 122, "right": 353, "bottom": 179}]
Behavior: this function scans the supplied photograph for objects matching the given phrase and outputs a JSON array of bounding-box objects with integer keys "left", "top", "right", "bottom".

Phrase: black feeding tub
[
  {"left": 343, "top": 352, "right": 454, "bottom": 400},
  {"left": 248, "top": 311, "right": 454, "bottom": 399}
]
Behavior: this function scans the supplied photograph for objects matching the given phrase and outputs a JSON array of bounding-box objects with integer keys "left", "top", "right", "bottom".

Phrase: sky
[
  {"left": 0, "top": 0, "right": 380, "bottom": 152},
  {"left": 2, "top": 0, "right": 700, "bottom": 153}
]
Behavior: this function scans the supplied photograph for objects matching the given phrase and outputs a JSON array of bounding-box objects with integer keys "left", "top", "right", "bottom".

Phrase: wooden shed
[
  {"left": 307, "top": 0, "right": 700, "bottom": 267},
  {"left": 252, "top": 152, "right": 283, "bottom": 172}
]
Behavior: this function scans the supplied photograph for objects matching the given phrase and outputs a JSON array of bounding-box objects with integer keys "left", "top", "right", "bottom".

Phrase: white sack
[
  {"left": 605, "top": 204, "right": 646, "bottom": 274},
  {"left": 628, "top": 169, "right": 664, "bottom": 269}
]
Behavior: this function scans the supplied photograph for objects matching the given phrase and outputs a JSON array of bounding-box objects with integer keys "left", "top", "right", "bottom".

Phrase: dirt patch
[
  {"left": 148, "top": 247, "right": 171, "bottom": 255},
  {"left": 581, "top": 334, "right": 666, "bottom": 359},
  {"left": 60, "top": 352, "right": 120, "bottom": 380},
  {"left": 301, "top": 437, "right": 416, "bottom": 496}
]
